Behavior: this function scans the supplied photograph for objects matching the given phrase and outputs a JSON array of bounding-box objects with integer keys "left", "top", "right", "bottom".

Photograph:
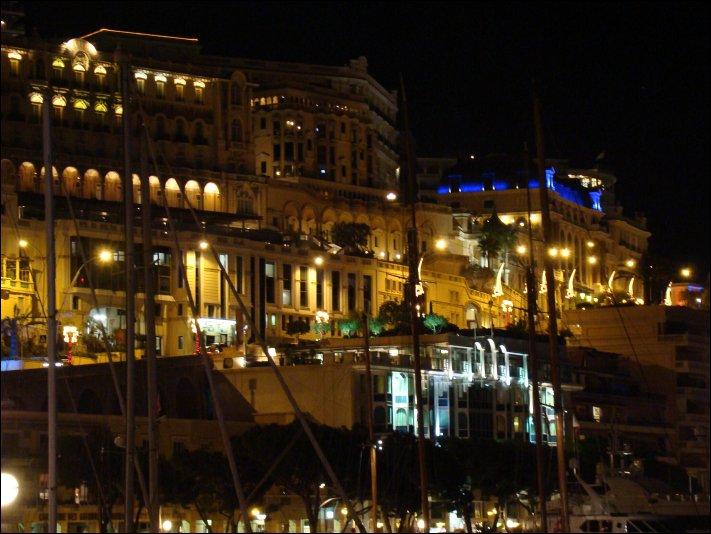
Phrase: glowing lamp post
[
  {"left": 62, "top": 325, "right": 78, "bottom": 365},
  {"left": 1, "top": 472, "right": 19, "bottom": 507}
]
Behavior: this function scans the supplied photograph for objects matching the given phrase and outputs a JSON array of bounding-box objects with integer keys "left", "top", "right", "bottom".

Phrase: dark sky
[{"left": 21, "top": 1, "right": 710, "bottom": 275}]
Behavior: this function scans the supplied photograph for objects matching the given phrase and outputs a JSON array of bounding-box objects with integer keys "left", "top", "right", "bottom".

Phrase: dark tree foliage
[{"left": 331, "top": 222, "right": 371, "bottom": 255}]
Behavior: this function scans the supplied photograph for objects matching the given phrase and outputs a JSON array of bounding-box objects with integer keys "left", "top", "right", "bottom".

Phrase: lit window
[
  {"left": 94, "top": 65, "right": 107, "bottom": 75},
  {"left": 29, "top": 92, "right": 43, "bottom": 104},
  {"left": 52, "top": 95, "right": 67, "bottom": 107},
  {"left": 52, "top": 58, "right": 65, "bottom": 69},
  {"left": 592, "top": 406, "right": 602, "bottom": 423},
  {"left": 73, "top": 99, "right": 88, "bottom": 110},
  {"left": 94, "top": 101, "right": 108, "bottom": 113},
  {"left": 114, "top": 104, "right": 123, "bottom": 116}
]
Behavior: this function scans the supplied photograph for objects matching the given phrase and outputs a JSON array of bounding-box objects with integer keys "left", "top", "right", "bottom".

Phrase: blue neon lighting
[
  {"left": 528, "top": 180, "right": 540, "bottom": 189},
  {"left": 545, "top": 167, "right": 556, "bottom": 190},
  {"left": 460, "top": 182, "right": 484, "bottom": 192},
  {"left": 589, "top": 191, "right": 602, "bottom": 211},
  {"left": 493, "top": 180, "right": 508, "bottom": 191},
  {"left": 438, "top": 185, "right": 451, "bottom": 194}
]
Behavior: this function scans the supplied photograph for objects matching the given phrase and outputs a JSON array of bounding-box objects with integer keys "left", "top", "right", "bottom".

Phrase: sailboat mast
[
  {"left": 140, "top": 128, "right": 159, "bottom": 533},
  {"left": 43, "top": 81, "right": 58, "bottom": 534},
  {"left": 533, "top": 85, "right": 570, "bottom": 532},
  {"left": 400, "top": 75, "right": 430, "bottom": 532},
  {"left": 118, "top": 49, "right": 137, "bottom": 533},
  {"left": 524, "top": 144, "right": 548, "bottom": 531}
]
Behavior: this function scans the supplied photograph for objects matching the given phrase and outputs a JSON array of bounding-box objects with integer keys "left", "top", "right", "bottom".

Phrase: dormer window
[
  {"left": 52, "top": 57, "right": 65, "bottom": 79},
  {"left": 194, "top": 80, "right": 205, "bottom": 104}
]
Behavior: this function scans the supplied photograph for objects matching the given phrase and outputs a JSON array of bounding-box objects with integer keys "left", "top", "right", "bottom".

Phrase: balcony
[{"left": 1, "top": 257, "right": 34, "bottom": 294}]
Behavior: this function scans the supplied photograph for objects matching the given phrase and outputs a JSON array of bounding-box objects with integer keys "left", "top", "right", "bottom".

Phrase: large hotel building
[{"left": 3, "top": 17, "right": 707, "bottom": 533}]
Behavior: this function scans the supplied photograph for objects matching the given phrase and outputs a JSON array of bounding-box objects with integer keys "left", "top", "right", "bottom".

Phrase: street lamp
[
  {"left": 386, "top": 192, "right": 397, "bottom": 201},
  {"left": 680, "top": 267, "right": 692, "bottom": 279},
  {"left": 625, "top": 259, "right": 636, "bottom": 268},
  {"left": 434, "top": 238, "right": 447, "bottom": 251},
  {"left": 199, "top": 240, "right": 209, "bottom": 250},
  {"left": 1, "top": 472, "right": 19, "bottom": 507},
  {"left": 18, "top": 239, "right": 29, "bottom": 249},
  {"left": 516, "top": 244, "right": 527, "bottom": 255},
  {"left": 587, "top": 256, "right": 597, "bottom": 265},
  {"left": 314, "top": 255, "right": 324, "bottom": 266},
  {"left": 68, "top": 248, "right": 114, "bottom": 289}
]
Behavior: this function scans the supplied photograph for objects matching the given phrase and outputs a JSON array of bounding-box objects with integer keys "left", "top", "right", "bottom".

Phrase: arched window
[
  {"left": 231, "top": 119, "right": 242, "bottom": 143},
  {"left": 156, "top": 116, "right": 166, "bottom": 139},
  {"left": 175, "top": 118, "right": 187, "bottom": 142},
  {"left": 194, "top": 121, "right": 205, "bottom": 144},
  {"left": 231, "top": 84, "right": 241, "bottom": 105}
]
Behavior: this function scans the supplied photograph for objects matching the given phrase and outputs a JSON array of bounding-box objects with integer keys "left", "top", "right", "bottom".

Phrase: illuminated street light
[
  {"left": 18, "top": 239, "right": 28, "bottom": 249},
  {"left": 341, "top": 507, "right": 348, "bottom": 516},
  {"left": 560, "top": 248, "right": 571, "bottom": 259},
  {"left": 314, "top": 255, "right": 324, "bottom": 266},
  {"left": 587, "top": 256, "right": 597, "bottom": 265},
  {"left": 1, "top": 472, "right": 19, "bottom": 507},
  {"left": 586, "top": 240, "right": 595, "bottom": 248},
  {"left": 385, "top": 192, "right": 397, "bottom": 201},
  {"left": 417, "top": 518, "right": 426, "bottom": 530},
  {"left": 199, "top": 240, "right": 209, "bottom": 250},
  {"left": 625, "top": 259, "right": 636, "bottom": 268},
  {"left": 516, "top": 245, "right": 527, "bottom": 255},
  {"left": 251, "top": 507, "right": 261, "bottom": 518},
  {"left": 680, "top": 267, "right": 692, "bottom": 279},
  {"left": 548, "top": 247, "right": 559, "bottom": 258},
  {"left": 434, "top": 238, "right": 447, "bottom": 251},
  {"left": 98, "top": 249, "right": 113, "bottom": 263},
  {"left": 161, "top": 519, "right": 173, "bottom": 532}
]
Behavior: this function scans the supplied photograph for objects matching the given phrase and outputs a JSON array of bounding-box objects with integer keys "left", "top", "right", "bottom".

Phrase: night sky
[{"left": 20, "top": 2, "right": 710, "bottom": 275}]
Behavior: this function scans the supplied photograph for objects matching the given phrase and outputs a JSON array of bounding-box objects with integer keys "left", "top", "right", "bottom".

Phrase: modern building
[{"left": 564, "top": 305, "right": 710, "bottom": 493}]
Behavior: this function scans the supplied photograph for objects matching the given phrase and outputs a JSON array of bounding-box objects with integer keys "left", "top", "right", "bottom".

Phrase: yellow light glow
[
  {"left": 29, "top": 92, "right": 44, "bottom": 104},
  {"left": 94, "top": 65, "right": 107, "bottom": 75},
  {"left": 395, "top": 253, "right": 402, "bottom": 260},
  {"left": 548, "top": 247, "right": 559, "bottom": 258},
  {"left": 314, "top": 256, "right": 324, "bottom": 266},
  {"left": 114, "top": 104, "right": 123, "bottom": 116},
  {"left": 500, "top": 215, "right": 513, "bottom": 225},
  {"left": 417, "top": 519, "right": 426, "bottom": 530},
  {"left": 1, "top": 472, "right": 20, "bottom": 507},
  {"left": 251, "top": 507, "right": 260, "bottom": 518},
  {"left": 680, "top": 267, "right": 691, "bottom": 278},
  {"left": 194, "top": 80, "right": 206, "bottom": 88},
  {"left": 18, "top": 239, "right": 28, "bottom": 249},
  {"left": 587, "top": 256, "right": 597, "bottom": 265},
  {"left": 530, "top": 213, "right": 541, "bottom": 224},
  {"left": 52, "top": 95, "right": 67, "bottom": 107},
  {"left": 561, "top": 248, "right": 571, "bottom": 259},
  {"left": 174, "top": 77, "right": 186, "bottom": 86},
  {"left": 98, "top": 249, "right": 113, "bottom": 263},
  {"left": 341, "top": 507, "right": 348, "bottom": 516},
  {"left": 386, "top": 192, "right": 397, "bottom": 201},
  {"left": 516, "top": 245, "right": 527, "bottom": 255},
  {"left": 586, "top": 240, "right": 595, "bottom": 248},
  {"left": 379, "top": 251, "right": 385, "bottom": 259},
  {"left": 625, "top": 259, "right": 636, "bottom": 268},
  {"left": 7, "top": 51, "right": 22, "bottom": 61},
  {"left": 154, "top": 74, "right": 167, "bottom": 83},
  {"left": 435, "top": 238, "right": 447, "bottom": 251},
  {"left": 199, "top": 240, "right": 209, "bottom": 250},
  {"left": 134, "top": 71, "right": 147, "bottom": 80},
  {"left": 161, "top": 519, "right": 172, "bottom": 531}
]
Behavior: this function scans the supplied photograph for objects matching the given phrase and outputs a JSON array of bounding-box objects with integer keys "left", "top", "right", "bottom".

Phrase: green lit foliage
[
  {"left": 311, "top": 319, "right": 331, "bottom": 338},
  {"left": 423, "top": 313, "right": 448, "bottom": 334},
  {"left": 338, "top": 312, "right": 362, "bottom": 338},
  {"left": 367, "top": 315, "right": 385, "bottom": 336}
]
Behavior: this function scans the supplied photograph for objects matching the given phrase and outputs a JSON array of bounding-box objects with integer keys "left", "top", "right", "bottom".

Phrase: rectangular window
[
  {"left": 175, "top": 83, "right": 184, "bottom": 101},
  {"left": 177, "top": 304, "right": 183, "bottom": 316},
  {"left": 72, "top": 296, "right": 80, "bottom": 311},
  {"left": 299, "top": 266, "right": 308, "bottom": 308},
  {"left": 273, "top": 143, "right": 281, "bottom": 161},
  {"left": 178, "top": 336, "right": 184, "bottom": 350},
  {"left": 265, "top": 261, "right": 276, "bottom": 303},
  {"left": 236, "top": 256, "right": 243, "bottom": 294},
  {"left": 155, "top": 336, "right": 162, "bottom": 355},
  {"left": 341, "top": 165, "right": 347, "bottom": 178},
  {"left": 284, "top": 142, "right": 294, "bottom": 161},
  {"left": 317, "top": 146, "right": 326, "bottom": 164},
  {"left": 331, "top": 271, "right": 341, "bottom": 311},
  {"left": 347, "top": 273, "right": 356, "bottom": 312},
  {"left": 363, "top": 275, "right": 372, "bottom": 315},
  {"left": 273, "top": 120, "right": 281, "bottom": 136},
  {"left": 282, "top": 264, "right": 292, "bottom": 306},
  {"left": 195, "top": 86, "right": 204, "bottom": 104},
  {"left": 156, "top": 81, "right": 165, "bottom": 98},
  {"left": 260, "top": 161, "right": 267, "bottom": 174},
  {"left": 297, "top": 143, "right": 304, "bottom": 162},
  {"left": 316, "top": 269, "right": 324, "bottom": 309},
  {"left": 260, "top": 117, "right": 267, "bottom": 129}
]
